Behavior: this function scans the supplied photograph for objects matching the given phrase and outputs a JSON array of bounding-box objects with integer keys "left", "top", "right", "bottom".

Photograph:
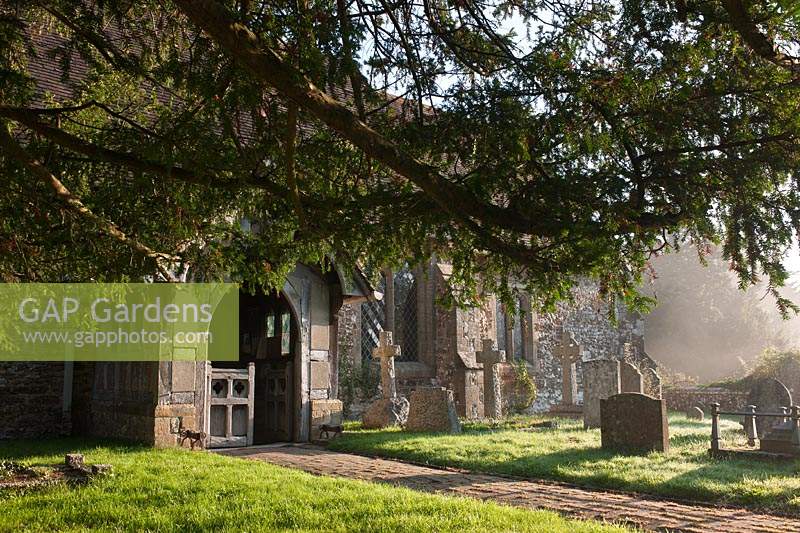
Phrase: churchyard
[{"left": 5, "top": 3, "right": 800, "bottom": 531}]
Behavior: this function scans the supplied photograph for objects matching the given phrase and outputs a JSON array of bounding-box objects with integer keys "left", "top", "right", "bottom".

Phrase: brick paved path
[{"left": 217, "top": 444, "right": 800, "bottom": 533}]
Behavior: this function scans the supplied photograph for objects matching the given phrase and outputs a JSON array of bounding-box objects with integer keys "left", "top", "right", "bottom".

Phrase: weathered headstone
[
  {"left": 642, "top": 366, "right": 662, "bottom": 399},
  {"left": 747, "top": 378, "right": 793, "bottom": 438},
  {"left": 476, "top": 339, "right": 505, "bottom": 419},
  {"left": 361, "top": 331, "right": 410, "bottom": 429},
  {"left": 406, "top": 387, "right": 461, "bottom": 433},
  {"left": 620, "top": 361, "right": 644, "bottom": 394},
  {"left": 583, "top": 359, "right": 621, "bottom": 429},
  {"left": 759, "top": 405, "right": 800, "bottom": 455},
  {"left": 601, "top": 393, "right": 669, "bottom": 453},
  {"left": 555, "top": 330, "right": 583, "bottom": 406},
  {"left": 686, "top": 406, "right": 704, "bottom": 421}
]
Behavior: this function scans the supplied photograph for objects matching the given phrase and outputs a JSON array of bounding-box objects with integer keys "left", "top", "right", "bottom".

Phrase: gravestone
[
  {"left": 362, "top": 331, "right": 410, "bottom": 429},
  {"left": 601, "top": 393, "right": 669, "bottom": 453},
  {"left": 747, "top": 378, "right": 793, "bottom": 438},
  {"left": 620, "top": 361, "right": 644, "bottom": 394},
  {"left": 642, "top": 367, "right": 662, "bottom": 399},
  {"left": 686, "top": 406, "right": 704, "bottom": 421},
  {"left": 583, "top": 359, "right": 621, "bottom": 429},
  {"left": 555, "top": 331, "right": 582, "bottom": 405},
  {"left": 476, "top": 339, "right": 505, "bottom": 419},
  {"left": 759, "top": 406, "right": 800, "bottom": 455},
  {"left": 406, "top": 387, "right": 461, "bottom": 433},
  {"left": 548, "top": 331, "right": 584, "bottom": 418}
]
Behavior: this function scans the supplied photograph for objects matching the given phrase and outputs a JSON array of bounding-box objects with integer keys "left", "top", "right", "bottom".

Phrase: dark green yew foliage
[{"left": 0, "top": 0, "right": 798, "bottom": 315}]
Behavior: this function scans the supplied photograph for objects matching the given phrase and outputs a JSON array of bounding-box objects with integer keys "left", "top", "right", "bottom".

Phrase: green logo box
[{"left": 0, "top": 283, "right": 239, "bottom": 361}]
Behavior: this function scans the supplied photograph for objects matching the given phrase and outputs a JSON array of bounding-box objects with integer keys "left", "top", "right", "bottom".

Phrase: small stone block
[
  {"left": 65, "top": 453, "right": 85, "bottom": 469},
  {"left": 91, "top": 464, "right": 113, "bottom": 475}
]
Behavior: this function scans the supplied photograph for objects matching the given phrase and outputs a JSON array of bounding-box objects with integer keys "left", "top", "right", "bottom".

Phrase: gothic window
[
  {"left": 265, "top": 313, "right": 275, "bottom": 338},
  {"left": 360, "top": 266, "right": 418, "bottom": 362},
  {"left": 280, "top": 312, "right": 291, "bottom": 355},
  {"left": 496, "top": 298, "right": 524, "bottom": 360}
]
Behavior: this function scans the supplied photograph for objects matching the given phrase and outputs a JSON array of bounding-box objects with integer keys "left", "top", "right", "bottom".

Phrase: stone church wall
[{"left": 0, "top": 362, "right": 67, "bottom": 439}]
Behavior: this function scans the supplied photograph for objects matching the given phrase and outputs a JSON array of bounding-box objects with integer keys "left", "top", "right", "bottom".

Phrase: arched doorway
[{"left": 212, "top": 287, "right": 299, "bottom": 444}]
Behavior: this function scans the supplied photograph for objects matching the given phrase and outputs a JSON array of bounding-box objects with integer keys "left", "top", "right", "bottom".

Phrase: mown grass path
[{"left": 225, "top": 444, "right": 800, "bottom": 532}]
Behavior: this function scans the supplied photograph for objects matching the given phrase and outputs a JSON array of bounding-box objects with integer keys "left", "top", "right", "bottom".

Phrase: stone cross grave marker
[
  {"left": 476, "top": 338, "right": 505, "bottom": 365},
  {"left": 362, "top": 331, "right": 409, "bottom": 429},
  {"left": 374, "top": 330, "right": 401, "bottom": 399},
  {"left": 476, "top": 339, "right": 506, "bottom": 419},
  {"left": 555, "top": 330, "right": 583, "bottom": 406}
]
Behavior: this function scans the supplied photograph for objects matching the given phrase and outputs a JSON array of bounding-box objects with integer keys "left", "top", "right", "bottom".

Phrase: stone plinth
[
  {"left": 601, "top": 393, "right": 669, "bottom": 453},
  {"left": 406, "top": 387, "right": 461, "bottom": 433},
  {"left": 311, "top": 399, "right": 344, "bottom": 436},
  {"left": 583, "top": 359, "right": 621, "bottom": 429}
]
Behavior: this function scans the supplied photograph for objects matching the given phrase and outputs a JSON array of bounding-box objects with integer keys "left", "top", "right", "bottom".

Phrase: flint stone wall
[
  {"left": 0, "top": 362, "right": 67, "bottom": 439},
  {"left": 531, "top": 279, "right": 648, "bottom": 411},
  {"left": 663, "top": 386, "right": 749, "bottom": 413}
]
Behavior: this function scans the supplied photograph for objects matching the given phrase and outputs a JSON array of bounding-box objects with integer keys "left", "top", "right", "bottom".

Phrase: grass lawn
[
  {"left": 330, "top": 413, "right": 800, "bottom": 516},
  {"left": 0, "top": 439, "right": 630, "bottom": 532}
]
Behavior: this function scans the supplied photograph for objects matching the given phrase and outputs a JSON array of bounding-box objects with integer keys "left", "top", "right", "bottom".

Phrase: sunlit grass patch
[
  {"left": 0, "top": 438, "right": 631, "bottom": 532},
  {"left": 330, "top": 413, "right": 800, "bottom": 515}
]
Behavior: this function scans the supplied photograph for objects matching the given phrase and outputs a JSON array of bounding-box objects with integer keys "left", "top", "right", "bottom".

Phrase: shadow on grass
[{"left": 0, "top": 437, "right": 144, "bottom": 462}]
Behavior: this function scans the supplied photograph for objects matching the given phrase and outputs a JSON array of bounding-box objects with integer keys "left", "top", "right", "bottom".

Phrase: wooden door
[
  {"left": 206, "top": 363, "right": 254, "bottom": 448},
  {"left": 262, "top": 359, "right": 293, "bottom": 442}
]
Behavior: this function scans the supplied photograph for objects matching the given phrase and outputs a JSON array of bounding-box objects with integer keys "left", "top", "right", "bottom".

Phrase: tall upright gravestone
[{"left": 583, "top": 359, "right": 621, "bottom": 428}]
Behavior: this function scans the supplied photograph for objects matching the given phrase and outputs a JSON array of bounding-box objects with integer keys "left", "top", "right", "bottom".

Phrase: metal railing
[{"left": 709, "top": 403, "right": 800, "bottom": 454}]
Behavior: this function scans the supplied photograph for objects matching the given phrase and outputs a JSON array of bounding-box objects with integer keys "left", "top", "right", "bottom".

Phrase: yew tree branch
[
  {"left": 721, "top": 0, "right": 800, "bottom": 76},
  {"left": 0, "top": 123, "right": 179, "bottom": 281},
  {"left": 172, "top": 0, "right": 536, "bottom": 237}
]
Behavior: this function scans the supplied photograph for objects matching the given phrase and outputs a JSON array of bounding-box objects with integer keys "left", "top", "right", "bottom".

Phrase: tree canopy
[{"left": 1, "top": 0, "right": 799, "bottom": 310}]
